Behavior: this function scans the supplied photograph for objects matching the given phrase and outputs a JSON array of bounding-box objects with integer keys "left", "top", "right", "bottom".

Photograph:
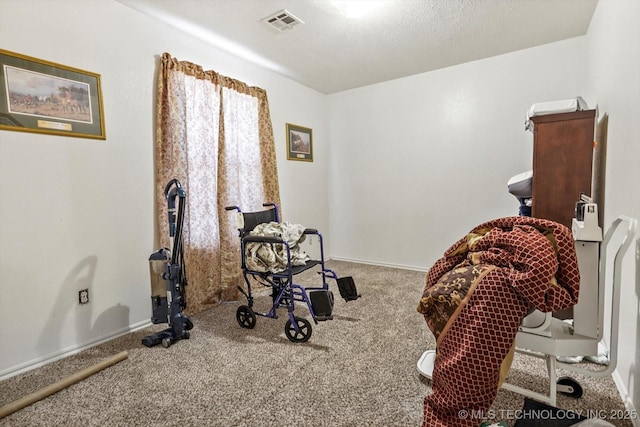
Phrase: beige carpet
[{"left": 0, "top": 261, "right": 633, "bottom": 426}]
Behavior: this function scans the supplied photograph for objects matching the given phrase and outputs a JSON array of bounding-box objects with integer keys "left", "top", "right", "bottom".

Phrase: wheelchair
[{"left": 225, "top": 203, "right": 359, "bottom": 342}]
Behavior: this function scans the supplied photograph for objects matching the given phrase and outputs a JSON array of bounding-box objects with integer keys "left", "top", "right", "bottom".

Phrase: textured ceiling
[{"left": 119, "top": 0, "right": 598, "bottom": 94}]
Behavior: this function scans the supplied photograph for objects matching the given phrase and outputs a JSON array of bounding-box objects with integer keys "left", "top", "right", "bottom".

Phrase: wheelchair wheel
[
  {"left": 284, "top": 316, "right": 312, "bottom": 343},
  {"left": 557, "top": 376, "right": 583, "bottom": 398},
  {"left": 236, "top": 305, "right": 256, "bottom": 329}
]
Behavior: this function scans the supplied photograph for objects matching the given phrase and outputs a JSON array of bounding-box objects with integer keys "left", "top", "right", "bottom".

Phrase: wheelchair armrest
[
  {"left": 225, "top": 206, "right": 240, "bottom": 212},
  {"left": 303, "top": 228, "right": 318, "bottom": 234},
  {"left": 243, "top": 235, "right": 284, "bottom": 244}
]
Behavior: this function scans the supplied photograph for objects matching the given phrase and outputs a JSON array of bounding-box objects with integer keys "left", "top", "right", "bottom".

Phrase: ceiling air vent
[{"left": 262, "top": 9, "right": 304, "bottom": 32}]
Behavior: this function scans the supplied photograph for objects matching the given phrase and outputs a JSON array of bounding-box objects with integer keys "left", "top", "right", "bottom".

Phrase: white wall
[
  {"left": 585, "top": 0, "right": 640, "bottom": 417},
  {"left": 327, "top": 37, "right": 588, "bottom": 270},
  {"left": 0, "top": 0, "right": 329, "bottom": 377}
]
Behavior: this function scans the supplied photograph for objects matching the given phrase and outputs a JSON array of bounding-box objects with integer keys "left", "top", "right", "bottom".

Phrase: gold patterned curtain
[{"left": 155, "top": 52, "right": 280, "bottom": 314}]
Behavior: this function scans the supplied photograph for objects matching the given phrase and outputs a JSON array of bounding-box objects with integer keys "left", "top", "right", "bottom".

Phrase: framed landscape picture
[
  {"left": 286, "top": 123, "right": 312, "bottom": 162},
  {"left": 0, "top": 49, "right": 106, "bottom": 139}
]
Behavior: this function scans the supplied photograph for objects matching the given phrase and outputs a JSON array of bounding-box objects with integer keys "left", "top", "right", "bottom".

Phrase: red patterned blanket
[{"left": 417, "top": 216, "right": 580, "bottom": 427}]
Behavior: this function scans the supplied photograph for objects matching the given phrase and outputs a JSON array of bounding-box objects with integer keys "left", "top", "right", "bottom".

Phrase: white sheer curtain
[
  {"left": 182, "top": 72, "right": 220, "bottom": 251},
  {"left": 221, "top": 87, "right": 264, "bottom": 208}
]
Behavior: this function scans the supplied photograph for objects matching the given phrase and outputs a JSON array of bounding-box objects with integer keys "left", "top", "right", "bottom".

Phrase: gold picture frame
[
  {"left": 0, "top": 49, "right": 106, "bottom": 140},
  {"left": 286, "top": 123, "right": 312, "bottom": 162}
]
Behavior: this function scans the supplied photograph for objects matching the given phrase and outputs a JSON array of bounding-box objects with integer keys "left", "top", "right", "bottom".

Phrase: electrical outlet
[{"left": 79, "top": 289, "right": 89, "bottom": 304}]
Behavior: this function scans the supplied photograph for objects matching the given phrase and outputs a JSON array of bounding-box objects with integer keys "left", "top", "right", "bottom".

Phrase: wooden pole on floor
[{"left": 0, "top": 350, "right": 129, "bottom": 419}]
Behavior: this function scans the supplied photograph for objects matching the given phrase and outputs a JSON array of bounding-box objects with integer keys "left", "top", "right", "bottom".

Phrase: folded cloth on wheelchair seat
[{"left": 245, "top": 221, "right": 310, "bottom": 273}]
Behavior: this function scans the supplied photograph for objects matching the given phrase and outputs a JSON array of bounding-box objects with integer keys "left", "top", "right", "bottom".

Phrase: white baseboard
[
  {"left": 328, "top": 256, "right": 429, "bottom": 272},
  {"left": 612, "top": 369, "right": 640, "bottom": 427},
  {"left": 0, "top": 319, "right": 151, "bottom": 381}
]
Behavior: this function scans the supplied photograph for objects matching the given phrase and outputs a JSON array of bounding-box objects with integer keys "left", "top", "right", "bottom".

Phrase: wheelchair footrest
[
  {"left": 309, "top": 290, "right": 334, "bottom": 319},
  {"left": 336, "top": 276, "right": 361, "bottom": 301}
]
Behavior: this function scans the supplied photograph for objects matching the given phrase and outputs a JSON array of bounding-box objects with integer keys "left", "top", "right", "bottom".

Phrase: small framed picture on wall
[{"left": 286, "top": 123, "right": 313, "bottom": 162}]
